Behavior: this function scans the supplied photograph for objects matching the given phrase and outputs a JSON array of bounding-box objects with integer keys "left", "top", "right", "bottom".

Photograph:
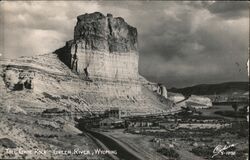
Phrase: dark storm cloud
[
  {"left": 0, "top": 1, "right": 248, "bottom": 87},
  {"left": 132, "top": 1, "right": 248, "bottom": 87},
  {"left": 208, "top": 1, "right": 249, "bottom": 19},
  {"left": 137, "top": 8, "right": 195, "bottom": 61}
]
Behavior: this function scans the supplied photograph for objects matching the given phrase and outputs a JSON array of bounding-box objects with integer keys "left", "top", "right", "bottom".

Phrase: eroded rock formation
[
  {"left": 157, "top": 83, "right": 168, "bottom": 99},
  {"left": 3, "top": 66, "right": 34, "bottom": 90},
  {"left": 74, "top": 12, "right": 138, "bottom": 52},
  {"left": 56, "top": 12, "right": 139, "bottom": 82},
  {"left": 55, "top": 12, "right": 141, "bottom": 97},
  {"left": 185, "top": 95, "right": 212, "bottom": 108}
]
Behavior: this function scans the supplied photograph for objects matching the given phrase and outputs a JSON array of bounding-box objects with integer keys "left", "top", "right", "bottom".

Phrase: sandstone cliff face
[
  {"left": 56, "top": 12, "right": 140, "bottom": 97},
  {"left": 57, "top": 12, "right": 139, "bottom": 82},
  {"left": 74, "top": 12, "right": 138, "bottom": 52}
]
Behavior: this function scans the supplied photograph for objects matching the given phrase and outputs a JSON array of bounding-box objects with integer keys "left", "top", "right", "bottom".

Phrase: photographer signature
[{"left": 212, "top": 143, "right": 238, "bottom": 158}]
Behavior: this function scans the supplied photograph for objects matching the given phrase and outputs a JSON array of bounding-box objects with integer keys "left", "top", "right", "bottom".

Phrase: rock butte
[{"left": 56, "top": 12, "right": 141, "bottom": 97}]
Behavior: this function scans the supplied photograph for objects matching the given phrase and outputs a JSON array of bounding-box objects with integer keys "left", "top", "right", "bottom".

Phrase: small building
[
  {"left": 125, "top": 118, "right": 154, "bottom": 128},
  {"left": 104, "top": 107, "right": 122, "bottom": 119},
  {"left": 128, "top": 121, "right": 153, "bottom": 128},
  {"left": 99, "top": 117, "right": 124, "bottom": 129}
]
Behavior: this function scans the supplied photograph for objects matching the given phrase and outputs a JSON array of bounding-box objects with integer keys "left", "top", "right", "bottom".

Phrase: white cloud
[{"left": 1, "top": 1, "right": 101, "bottom": 58}]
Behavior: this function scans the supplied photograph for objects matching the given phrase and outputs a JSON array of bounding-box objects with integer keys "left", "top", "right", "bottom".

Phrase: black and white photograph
[{"left": 0, "top": 1, "right": 249, "bottom": 160}]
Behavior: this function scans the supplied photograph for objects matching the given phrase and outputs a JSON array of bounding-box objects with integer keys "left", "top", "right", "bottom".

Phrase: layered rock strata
[
  {"left": 57, "top": 12, "right": 138, "bottom": 81},
  {"left": 56, "top": 12, "right": 140, "bottom": 97}
]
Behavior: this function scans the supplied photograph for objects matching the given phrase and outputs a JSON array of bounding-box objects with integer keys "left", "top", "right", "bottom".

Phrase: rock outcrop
[
  {"left": 74, "top": 12, "right": 138, "bottom": 52},
  {"left": 56, "top": 12, "right": 139, "bottom": 82},
  {"left": 55, "top": 12, "right": 141, "bottom": 100},
  {"left": 185, "top": 95, "right": 212, "bottom": 109},
  {"left": 156, "top": 83, "right": 168, "bottom": 99},
  {"left": 3, "top": 65, "right": 34, "bottom": 90}
]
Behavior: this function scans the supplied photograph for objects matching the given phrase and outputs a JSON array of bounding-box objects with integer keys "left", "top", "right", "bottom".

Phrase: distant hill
[{"left": 169, "top": 82, "right": 249, "bottom": 96}]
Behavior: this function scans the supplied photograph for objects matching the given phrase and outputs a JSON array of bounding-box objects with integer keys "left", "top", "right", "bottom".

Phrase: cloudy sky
[{"left": 0, "top": 1, "right": 249, "bottom": 88}]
